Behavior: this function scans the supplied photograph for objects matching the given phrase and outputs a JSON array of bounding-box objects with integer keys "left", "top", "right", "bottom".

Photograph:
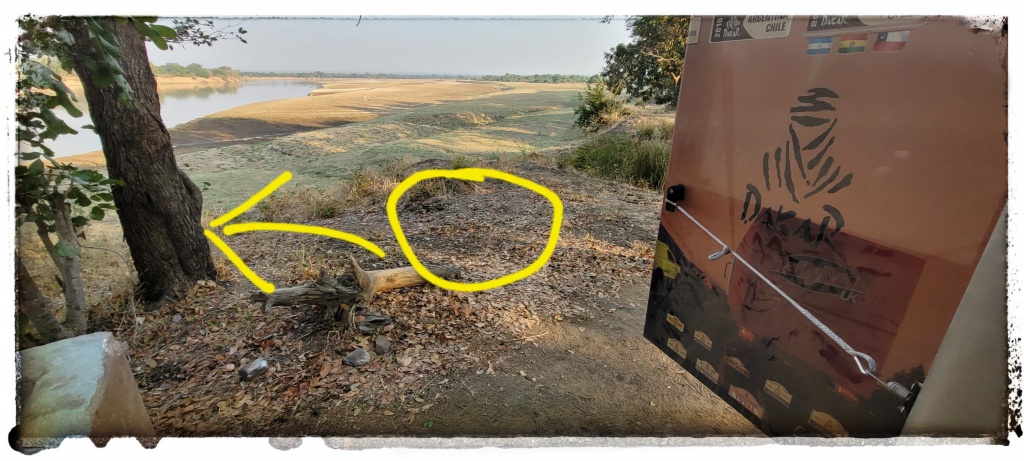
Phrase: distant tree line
[
  {"left": 152, "top": 62, "right": 241, "bottom": 79},
  {"left": 239, "top": 71, "right": 596, "bottom": 83},
  {"left": 241, "top": 71, "right": 478, "bottom": 79},
  {"left": 477, "top": 73, "right": 597, "bottom": 83}
]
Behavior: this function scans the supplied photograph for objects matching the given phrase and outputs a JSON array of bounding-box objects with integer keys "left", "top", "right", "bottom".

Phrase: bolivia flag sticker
[
  {"left": 874, "top": 31, "right": 910, "bottom": 51},
  {"left": 837, "top": 34, "right": 867, "bottom": 54}
]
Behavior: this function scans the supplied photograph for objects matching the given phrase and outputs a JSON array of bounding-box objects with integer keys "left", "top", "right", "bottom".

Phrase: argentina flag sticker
[{"left": 807, "top": 36, "right": 833, "bottom": 55}]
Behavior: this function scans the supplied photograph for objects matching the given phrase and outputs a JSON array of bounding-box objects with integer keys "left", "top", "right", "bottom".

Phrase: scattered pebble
[
  {"left": 343, "top": 348, "right": 371, "bottom": 367},
  {"left": 239, "top": 357, "right": 268, "bottom": 381},
  {"left": 374, "top": 336, "right": 392, "bottom": 355}
]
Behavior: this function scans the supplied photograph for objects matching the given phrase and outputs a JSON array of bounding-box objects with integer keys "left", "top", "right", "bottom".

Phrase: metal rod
[{"left": 664, "top": 200, "right": 885, "bottom": 380}]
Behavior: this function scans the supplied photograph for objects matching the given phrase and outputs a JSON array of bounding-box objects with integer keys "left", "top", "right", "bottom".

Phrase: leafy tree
[
  {"left": 62, "top": 16, "right": 227, "bottom": 306},
  {"left": 601, "top": 16, "right": 689, "bottom": 107},
  {"left": 15, "top": 16, "right": 248, "bottom": 344},
  {"left": 572, "top": 79, "right": 627, "bottom": 132},
  {"left": 185, "top": 62, "right": 211, "bottom": 78},
  {"left": 15, "top": 15, "right": 125, "bottom": 343}
]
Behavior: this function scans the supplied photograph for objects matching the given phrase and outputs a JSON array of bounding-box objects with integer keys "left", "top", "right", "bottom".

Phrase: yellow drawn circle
[{"left": 386, "top": 168, "right": 563, "bottom": 292}]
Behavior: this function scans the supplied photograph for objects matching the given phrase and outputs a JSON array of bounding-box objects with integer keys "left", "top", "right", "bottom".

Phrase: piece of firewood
[{"left": 347, "top": 255, "right": 461, "bottom": 304}]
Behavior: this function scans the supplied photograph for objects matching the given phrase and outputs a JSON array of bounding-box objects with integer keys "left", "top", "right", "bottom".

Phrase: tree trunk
[
  {"left": 50, "top": 194, "right": 88, "bottom": 334},
  {"left": 16, "top": 256, "right": 72, "bottom": 344},
  {"left": 65, "top": 17, "right": 216, "bottom": 306}
]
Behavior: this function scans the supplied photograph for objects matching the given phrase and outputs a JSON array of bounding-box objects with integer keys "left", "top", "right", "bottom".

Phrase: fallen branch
[
  {"left": 347, "top": 255, "right": 460, "bottom": 304},
  {"left": 251, "top": 256, "right": 461, "bottom": 331}
]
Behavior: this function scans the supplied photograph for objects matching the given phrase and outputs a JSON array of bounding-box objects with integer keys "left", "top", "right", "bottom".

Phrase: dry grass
[
  {"left": 255, "top": 156, "right": 487, "bottom": 223},
  {"left": 558, "top": 116, "right": 675, "bottom": 190}
]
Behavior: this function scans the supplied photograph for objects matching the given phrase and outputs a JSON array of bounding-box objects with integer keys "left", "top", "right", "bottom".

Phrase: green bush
[
  {"left": 634, "top": 119, "right": 675, "bottom": 141},
  {"left": 572, "top": 80, "right": 627, "bottom": 132},
  {"left": 561, "top": 131, "right": 671, "bottom": 190}
]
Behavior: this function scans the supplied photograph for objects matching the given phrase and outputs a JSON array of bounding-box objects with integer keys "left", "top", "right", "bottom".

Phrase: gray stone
[
  {"left": 16, "top": 332, "right": 155, "bottom": 449},
  {"left": 374, "top": 336, "right": 392, "bottom": 355},
  {"left": 343, "top": 348, "right": 371, "bottom": 367},
  {"left": 238, "top": 357, "right": 269, "bottom": 381}
]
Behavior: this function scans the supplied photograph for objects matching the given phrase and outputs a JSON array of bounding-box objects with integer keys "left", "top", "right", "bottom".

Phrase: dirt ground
[
  {"left": 41, "top": 80, "right": 761, "bottom": 439},
  {"left": 89, "top": 160, "right": 759, "bottom": 438}
]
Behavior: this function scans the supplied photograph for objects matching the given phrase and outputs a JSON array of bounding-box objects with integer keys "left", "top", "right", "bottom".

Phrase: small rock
[
  {"left": 343, "top": 348, "right": 371, "bottom": 367},
  {"left": 172, "top": 314, "right": 182, "bottom": 323},
  {"left": 224, "top": 363, "right": 236, "bottom": 372},
  {"left": 374, "top": 336, "right": 392, "bottom": 355},
  {"left": 238, "top": 357, "right": 268, "bottom": 381}
]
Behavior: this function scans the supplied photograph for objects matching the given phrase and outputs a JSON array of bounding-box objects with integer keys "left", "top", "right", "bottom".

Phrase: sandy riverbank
[
  {"left": 62, "top": 74, "right": 247, "bottom": 91},
  {"left": 60, "top": 79, "right": 586, "bottom": 167}
]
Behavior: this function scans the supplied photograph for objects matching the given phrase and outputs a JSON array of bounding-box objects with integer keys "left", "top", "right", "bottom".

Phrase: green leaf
[
  {"left": 55, "top": 91, "right": 83, "bottom": 118},
  {"left": 53, "top": 28, "right": 75, "bottom": 45},
  {"left": 72, "top": 169, "right": 104, "bottom": 183},
  {"left": 74, "top": 195, "right": 92, "bottom": 207},
  {"left": 54, "top": 240, "right": 81, "bottom": 258},
  {"left": 71, "top": 216, "right": 89, "bottom": 228},
  {"left": 89, "top": 206, "right": 105, "bottom": 221},
  {"left": 37, "top": 107, "right": 78, "bottom": 139},
  {"left": 150, "top": 24, "right": 177, "bottom": 39},
  {"left": 147, "top": 29, "right": 168, "bottom": 50},
  {"left": 27, "top": 159, "right": 44, "bottom": 175}
]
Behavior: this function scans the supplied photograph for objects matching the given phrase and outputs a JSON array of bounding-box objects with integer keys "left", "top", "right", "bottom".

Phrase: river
[{"left": 46, "top": 79, "right": 318, "bottom": 158}]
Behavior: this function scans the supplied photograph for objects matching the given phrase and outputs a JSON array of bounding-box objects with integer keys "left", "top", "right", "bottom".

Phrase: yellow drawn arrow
[{"left": 204, "top": 171, "right": 385, "bottom": 294}]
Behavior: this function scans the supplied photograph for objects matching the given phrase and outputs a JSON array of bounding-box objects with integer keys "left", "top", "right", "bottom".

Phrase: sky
[{"left": 147, "top": 17, "right": 633, "bottom": 76}]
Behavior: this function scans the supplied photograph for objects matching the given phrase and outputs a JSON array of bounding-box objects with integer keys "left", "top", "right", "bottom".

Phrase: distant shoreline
[
  {"left": 58, "top": 79, "right": 586, "bottom": 168},
  {"left": 60, "top": 74, "right": 321, "bottom": 92}
]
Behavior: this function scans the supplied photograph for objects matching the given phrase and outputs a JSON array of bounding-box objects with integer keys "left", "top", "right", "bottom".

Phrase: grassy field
[{"left": 165, "top": 80, "right": 589, "bottom": 213}]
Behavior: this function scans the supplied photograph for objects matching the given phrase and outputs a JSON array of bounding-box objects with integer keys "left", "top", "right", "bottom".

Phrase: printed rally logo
[{"left": 205, "top": 169, "right": 563, "bottom": 294}]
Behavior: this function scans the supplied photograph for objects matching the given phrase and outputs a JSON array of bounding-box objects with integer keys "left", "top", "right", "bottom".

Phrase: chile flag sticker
[{"left": 874, "top": 31, "right": 910, "bottom": 51}]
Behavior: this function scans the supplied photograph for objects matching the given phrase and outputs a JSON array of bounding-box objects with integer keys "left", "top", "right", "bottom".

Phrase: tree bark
[
  {"left": 65, "top": 17, "right": 216, "bottom": 306},
  {"left": 50, "top": 194, "right": 88, "bottom": 334},
  {"left": 16, "top": 256, "right": 71, "bottom": 344}
]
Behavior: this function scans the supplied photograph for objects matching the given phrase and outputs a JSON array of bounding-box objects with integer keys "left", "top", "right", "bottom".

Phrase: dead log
[
  {"left": 252, "top": 256, "right": 461, "bottom": 331},
  {"left": 258, "top": 268, "right": 360, "bottom": 313},
  {"left": 347, "top": 255, "right": 460, "bottom": 304}
]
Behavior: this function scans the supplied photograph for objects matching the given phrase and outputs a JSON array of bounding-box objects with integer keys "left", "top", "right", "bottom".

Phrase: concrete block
[{"left": 16, "top": 332, "right": 155, "bottom": 449}]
